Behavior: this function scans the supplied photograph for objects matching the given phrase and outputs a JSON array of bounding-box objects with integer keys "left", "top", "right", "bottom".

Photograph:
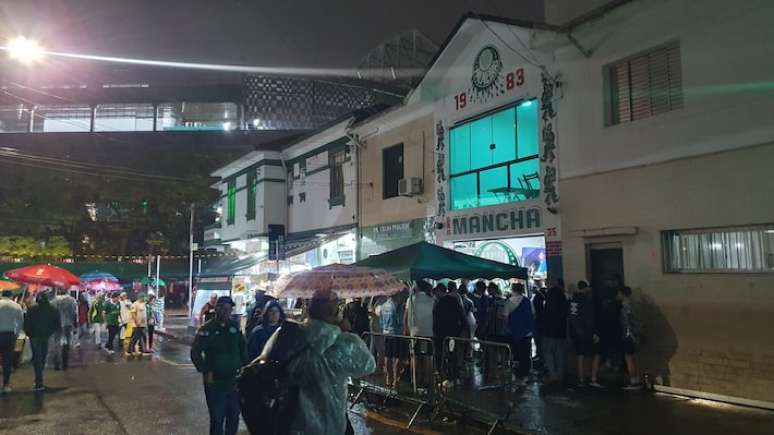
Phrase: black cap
[{"left": 216, "top": 296, "right": 235, "bottom": 307}]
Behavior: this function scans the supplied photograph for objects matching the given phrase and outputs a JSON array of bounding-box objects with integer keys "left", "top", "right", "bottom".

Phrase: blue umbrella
[{"left": 80, "top": 270, "right": 119, "bottom": 282}]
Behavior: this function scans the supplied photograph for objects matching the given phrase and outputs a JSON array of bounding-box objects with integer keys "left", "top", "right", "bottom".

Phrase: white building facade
[{"left": 545, "top": 0, "right": 774, "bottom": 404}]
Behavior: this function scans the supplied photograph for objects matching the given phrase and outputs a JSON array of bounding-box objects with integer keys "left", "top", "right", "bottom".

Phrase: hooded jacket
[
  {"left": 284, "top": 319, "right": 375, "bottom": 435},
  {"left": 247, "top": 300, "right": 286, "bottom": 361}
]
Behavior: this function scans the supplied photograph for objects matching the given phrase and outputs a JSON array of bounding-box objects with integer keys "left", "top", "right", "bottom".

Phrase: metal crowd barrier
[
  {"left": 349, "top": 332, "right": 518, "bottom": 434},
  {"left": 437, "top": 336, "right": 515, "bottom": 435},
  {"left": 349, "top": 332, "right": 436, "bottom": 429}
]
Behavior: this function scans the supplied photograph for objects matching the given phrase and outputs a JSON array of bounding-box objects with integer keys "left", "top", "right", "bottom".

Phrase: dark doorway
[{"left": 589, "top": 245, "right": 624, "bottom": 300}]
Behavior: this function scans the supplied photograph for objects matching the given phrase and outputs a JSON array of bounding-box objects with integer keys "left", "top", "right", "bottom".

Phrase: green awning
[
  {"left": 355, "top": 241, "right": 527, "bottom": 281},
  {"left": 0, "top": 261, "right": 189, "bottom": 282},
  {"left": 197, "top": 254, "right": 266, "bottom": 278}
]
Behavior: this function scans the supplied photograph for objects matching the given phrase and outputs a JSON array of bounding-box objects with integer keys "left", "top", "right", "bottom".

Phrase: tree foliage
[{"left": 0, "top": 235, "right": 72, "bottom": 257}]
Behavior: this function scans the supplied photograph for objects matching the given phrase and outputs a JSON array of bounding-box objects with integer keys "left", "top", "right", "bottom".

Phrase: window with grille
[
  {"left": 329, "top": 148, "right": 346, "bottom": 207},
  {"left": 227, "top": 180, "right": 236, "bottom": 225},
  {"left": 246, "top": 171, "right": 257, "bottom": 221},
  {"left": 605, "top": 42, "right": 683, "bottom": 126},
  {"left": 663, "top": 225, "right": 774, "bottom": 273}
]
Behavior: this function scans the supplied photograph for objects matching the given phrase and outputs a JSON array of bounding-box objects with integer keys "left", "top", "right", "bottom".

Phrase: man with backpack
[
  {"left": 191, "top": 296, "right": 247, "bottom": 435},
  {"left": 242, "top": 288, "right": 374, "bottom": 435}
]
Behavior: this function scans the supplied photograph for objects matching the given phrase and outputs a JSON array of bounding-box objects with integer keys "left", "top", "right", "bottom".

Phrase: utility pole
[{"left": 188, "top": 203, "right": 195, "bottom": 318}]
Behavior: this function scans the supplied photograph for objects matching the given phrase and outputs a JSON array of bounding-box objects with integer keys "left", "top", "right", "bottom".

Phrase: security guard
[{"left": 190, "top": 296, "right": 247, "bottom": 435}]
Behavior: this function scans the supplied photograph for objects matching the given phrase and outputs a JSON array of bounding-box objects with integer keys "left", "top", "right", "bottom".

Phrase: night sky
[{"left": 0, "top": 0, "right": 543, "bottom": 69}]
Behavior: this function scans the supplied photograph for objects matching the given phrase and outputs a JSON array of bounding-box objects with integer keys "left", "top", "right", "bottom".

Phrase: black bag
[{"left": 238, "top": 321, "right": 305, "bottom": 435}]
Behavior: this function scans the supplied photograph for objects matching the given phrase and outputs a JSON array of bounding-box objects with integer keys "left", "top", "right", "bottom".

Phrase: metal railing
[
  {"left": 349, "top": 332, "right": 518, "bottom": 433},
  {"left": 349, "top": 332, "right": 436, "bottom": 428}
]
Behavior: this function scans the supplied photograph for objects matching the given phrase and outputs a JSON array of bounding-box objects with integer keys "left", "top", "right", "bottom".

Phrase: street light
[{"left": 6, "top": 36, "right": 45, "bottom": 65}]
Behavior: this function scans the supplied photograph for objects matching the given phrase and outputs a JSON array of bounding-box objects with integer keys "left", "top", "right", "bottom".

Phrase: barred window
[
  {"left": 663, "top": 225, "right": 774, "bottom": 273},
  {"left": 605, "top": 42, "right": 683, "bottom": 126}
]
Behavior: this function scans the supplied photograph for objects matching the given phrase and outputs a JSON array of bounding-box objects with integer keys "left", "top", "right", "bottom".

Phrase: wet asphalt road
[{"left": 0, "top": 336, "right": 422, "bottom": 435}]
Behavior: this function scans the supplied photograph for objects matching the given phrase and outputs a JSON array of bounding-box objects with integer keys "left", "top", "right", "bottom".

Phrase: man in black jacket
[
  {"left": 541, "top": 279, "right": 569, "bottom": 386},
  {"left": 433, "top": 287, "right": 466, "bottom": 386}
]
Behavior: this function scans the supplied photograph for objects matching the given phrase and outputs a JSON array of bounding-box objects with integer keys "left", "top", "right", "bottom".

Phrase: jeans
[
  {"left": 129, "top": 327, "right": 146, "bottom": 353},
  {"left": 53, "top": 325, "right": 73, "bottom": 369},
  {"left": 511, "top": 336, "right": 532, "bottom": 378},
  {"left": 106, "top": 325, "right": 120, "bottom": 350},
  {"left": 147, "top": 325, "right": 155, "bottom": 350},
  {"left": 204, "top": 383, "right": 240, "bottom": 435},
  {"left": 542, "top": 336, "right": 566, "bottom": 383},
  {"left": 30, "top": 337, "right": 49, "bottom": 387},
  {"left": 92, "top": 323, "right": 105, "bottom": 346},
  {"left": 0, "top": 332, "right": 16, "bottom": 386}
]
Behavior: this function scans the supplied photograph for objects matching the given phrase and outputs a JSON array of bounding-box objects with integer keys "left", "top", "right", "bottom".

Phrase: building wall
[
  {"left": 555, "top": 0, "right": 774, "bottom": 402},
  {"left": 542, "top": 0, "right": 613, "bottom": 25},
  {"left": 284, "top": 121, "right": 357, "bottom": 237},
  {"left": 561, "top": 142, "right": 774, "bottom": 402},
  {"left": 554, "top": 0, "right": 774, "bottom": 179},
  {"left": 359, "top": 114, "right": 437, "bottom": 227}
]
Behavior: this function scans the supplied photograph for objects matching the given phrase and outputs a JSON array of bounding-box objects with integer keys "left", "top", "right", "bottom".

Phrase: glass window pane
[
  {"left": 509, "top": 159, "right": 541, "bottom": 199},
  {"left": 158, "top": 102, "right": 238, "bottom": 131},
  {"left": 664, "top": 226, "right": 774, "bottom": 273},
  {"left": 450, "top": 174, "right": 477, "bottom": 210},
  {"left": 450, "top": 123, "right": 471, "bottom": 175},
  {"left": 95, "top": 104, "right": 154, "bottom": 132},
  {"left": 470, "top": 116, "right": 493, "bottom": 170},
  {"left": 33, "top": 105, "right": 91, "bottom": 132},
  {"left": 517, "top": 101, "right": 539, "bottom": 158},
  {"left": 478, "top": 166, "right": 508, "bottom": 207},
  {"left": 491, "top": 107, "right": 516, "bottom": 164},
  {"left": 0, "top": 104, "right": 30, "bottom": 132}
]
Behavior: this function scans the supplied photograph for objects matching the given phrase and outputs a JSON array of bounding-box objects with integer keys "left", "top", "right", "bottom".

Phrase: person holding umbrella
[{"left": 24, "top": 292, "right": 61, "bottom": 392}]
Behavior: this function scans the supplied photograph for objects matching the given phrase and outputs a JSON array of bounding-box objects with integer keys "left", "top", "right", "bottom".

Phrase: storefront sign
[
  {"left": 372, "top": 221, "right": 413, "bottom": 241},
  {"left": 444, "top": 206, "right": 542, "bottom": 239}
]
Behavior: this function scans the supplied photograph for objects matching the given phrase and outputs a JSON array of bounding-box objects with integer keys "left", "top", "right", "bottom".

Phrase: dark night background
[
  {"left": 0, "top": 0, "right": 543, "bottom": 68},
  {"left": 0, "top": 0, "right": 544, "bottom": 258}
]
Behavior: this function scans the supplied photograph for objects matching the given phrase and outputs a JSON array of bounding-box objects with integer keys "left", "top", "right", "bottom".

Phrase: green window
[
  {"left": 246, "top": 171, "right": 257, "bottom": 221},
  {"left": 227, "top": 179, "right": 236, "bottom": 225},
  {"left": 449, "top": 100, "right": 540, "bottom": 210}
]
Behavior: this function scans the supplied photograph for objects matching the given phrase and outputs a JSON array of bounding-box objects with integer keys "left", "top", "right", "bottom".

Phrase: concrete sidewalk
[{"left": 154, "top": 313, "right": 196, "bottom": 345}]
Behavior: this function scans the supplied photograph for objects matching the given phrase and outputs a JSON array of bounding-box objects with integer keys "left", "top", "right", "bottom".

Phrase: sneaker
[
  {"left": 589, "top": 381, "right": 604, "bottom": 389},
  {"left": 2, "top": 385, "right": 12, "bottom": 394},
  {"left": 623, "top": 382, "right": 643, "bottom": 391},
  {"left": 32, "top": 385, "right": 46, "bottom": 392}
]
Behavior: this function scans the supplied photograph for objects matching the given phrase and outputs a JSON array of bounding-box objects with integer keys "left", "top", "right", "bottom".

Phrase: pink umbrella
[{"left": 271, "top": 264, "right": 404, "bottom": 299}]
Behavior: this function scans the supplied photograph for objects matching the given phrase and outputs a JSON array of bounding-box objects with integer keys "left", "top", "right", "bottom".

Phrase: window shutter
[{"left": 607, "top": 42, "right": 682, "bottom": 125}]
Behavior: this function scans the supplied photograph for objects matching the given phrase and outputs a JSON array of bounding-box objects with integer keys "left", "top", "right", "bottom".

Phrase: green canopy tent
[{"left": 356, "top": 241, "right": 528, "bottom": 281}]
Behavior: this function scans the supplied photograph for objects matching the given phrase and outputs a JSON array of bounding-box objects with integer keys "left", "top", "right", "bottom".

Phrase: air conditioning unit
[{"left": 398, "top": 177, "right": 423, "bottom": 196}]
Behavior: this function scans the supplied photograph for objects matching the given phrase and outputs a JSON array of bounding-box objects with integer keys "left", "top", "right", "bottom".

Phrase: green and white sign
[{"left": 438, "top": 204, "right": 543, "bottom": 242}]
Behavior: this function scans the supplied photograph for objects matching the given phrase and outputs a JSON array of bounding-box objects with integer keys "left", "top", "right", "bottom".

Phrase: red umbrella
[{"left": 4, "top": 264, "right": 80, "bottom": 288}]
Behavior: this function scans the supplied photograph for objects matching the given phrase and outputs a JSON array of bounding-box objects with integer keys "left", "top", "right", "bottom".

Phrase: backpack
[{"left": 237, "top": 320, "right": 306, "bottom": 435}]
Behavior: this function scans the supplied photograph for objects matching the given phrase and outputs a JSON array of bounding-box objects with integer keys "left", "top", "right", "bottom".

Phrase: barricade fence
[{"left": 349, "top": 332, "right": 516, "bottom": 431}]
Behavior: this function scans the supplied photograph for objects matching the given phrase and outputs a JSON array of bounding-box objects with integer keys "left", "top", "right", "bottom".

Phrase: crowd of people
[
  {"left": 0, "top": 288, "right": 162, "bottom": 394},
  {"left": 337, "top": 275, "right": 644, "bottom": 392}
]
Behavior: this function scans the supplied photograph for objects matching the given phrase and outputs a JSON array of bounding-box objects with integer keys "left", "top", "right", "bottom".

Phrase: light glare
[{"left": 7, "top": 36, "right": 45, "bottom": 64}]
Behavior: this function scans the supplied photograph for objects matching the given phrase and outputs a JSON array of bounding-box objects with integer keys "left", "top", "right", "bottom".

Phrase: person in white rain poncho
[{"left": 262, "top": 288, "right": 375, "bottom": 435}]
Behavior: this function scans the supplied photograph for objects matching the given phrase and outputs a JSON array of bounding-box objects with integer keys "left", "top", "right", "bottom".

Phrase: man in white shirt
[{"left": 0, "top": 290, "right": 24, "bottom": 393}]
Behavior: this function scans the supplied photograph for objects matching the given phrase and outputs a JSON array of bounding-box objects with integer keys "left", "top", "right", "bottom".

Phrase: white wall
[
  {"left": 284, "top": 120, "right": 356, "bottom": 236},
  {"left": 553, "top": 0, "right": 774, "bottom": 179}
]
